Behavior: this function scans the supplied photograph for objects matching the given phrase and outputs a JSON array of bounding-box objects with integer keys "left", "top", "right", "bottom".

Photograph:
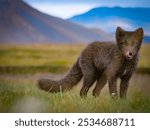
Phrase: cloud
[
  {"left": 29, "top": 3, "right": 96, "bottom": 19},
  {"left": 108, "top": 19, "right": 133, "bottom": 30},
  {"left": 24, "top": 0, "right": 150, "bottom": 7},
  {"left": 24, "top": 0, "right": 150, "bottom": 19},
  {"left": 83, "top": 18, "right": 134, "bottom": 33}
]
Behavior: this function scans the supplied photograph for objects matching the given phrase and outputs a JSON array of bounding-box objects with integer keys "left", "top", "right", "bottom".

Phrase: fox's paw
[{"left": 111, "top": 93, "right": 118, "bottom": 99}]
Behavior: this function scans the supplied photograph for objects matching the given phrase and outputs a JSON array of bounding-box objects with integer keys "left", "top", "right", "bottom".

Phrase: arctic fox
[{"left": 38, "top": 27, "right": 144, "bottom": 98}]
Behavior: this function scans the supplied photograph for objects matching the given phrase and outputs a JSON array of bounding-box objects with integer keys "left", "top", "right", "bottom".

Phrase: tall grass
[{"left": 0, "top": 74, "right": 150, "bottom": 112}]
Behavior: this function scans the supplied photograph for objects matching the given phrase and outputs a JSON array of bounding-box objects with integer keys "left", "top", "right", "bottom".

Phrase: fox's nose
[
  {"left": 126, "top": 51, "right": 133, "bottom": 60},
  {"left": 129, "top": 52, "right": 133, "bottom": 56}
]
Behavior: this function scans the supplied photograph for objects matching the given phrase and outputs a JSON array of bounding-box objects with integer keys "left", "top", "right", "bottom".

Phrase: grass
[
  {"left": 0, "top": 44, "right": 84, "bottom": 74},
  {"left": 0, "top": 44, "right": 84, "bottom": 66},
  {"left": 0, "top": 44, "right": 150, "bottom": 74},
  {"left": 0, "top": 43, "right": 150, "bottom": 112},
  {"left": 0, "top": 74, "right": 150, "bottom": 113},
  {"left": 139, "top": 44, "right": 150, "bottom": 68}
]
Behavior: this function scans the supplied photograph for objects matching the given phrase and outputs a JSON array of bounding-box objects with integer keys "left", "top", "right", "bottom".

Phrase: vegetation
[
  {"left": 0, "top": 44, "right": 150, "bottom": 112},
  {"left": 0, "top": 44, "right": 150, "bottom": 74},
  {"left": 0, "top": 74, "right": 150, "bottom": 112}
]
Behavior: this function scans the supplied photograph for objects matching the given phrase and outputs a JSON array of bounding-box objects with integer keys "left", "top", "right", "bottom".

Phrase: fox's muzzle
[{"left": 125, "top": 51, "right": 134, "bottom": 60}]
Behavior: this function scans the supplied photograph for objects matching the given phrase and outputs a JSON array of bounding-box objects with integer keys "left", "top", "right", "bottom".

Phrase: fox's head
[{"left": 116, "top": 27, "right": 144, "bottom": 60}]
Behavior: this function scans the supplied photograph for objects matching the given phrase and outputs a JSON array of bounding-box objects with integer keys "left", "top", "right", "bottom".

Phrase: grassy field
[
  {"left": 0, "top": 44, "right": 150, "bottom": 112},
  {"left": 0, "top": 44, "right": 150, "bottom": 74},
  {"left": 0, "top": 44, "right": 84, "bottom": 73}
]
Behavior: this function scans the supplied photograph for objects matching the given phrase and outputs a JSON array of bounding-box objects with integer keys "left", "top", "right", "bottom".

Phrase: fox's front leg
[
  {"left": 108, "top": 76, "right": 118, "bottom": 98},
  {"left": 120, "top": 76, "right": 130, "bottom": 98}
]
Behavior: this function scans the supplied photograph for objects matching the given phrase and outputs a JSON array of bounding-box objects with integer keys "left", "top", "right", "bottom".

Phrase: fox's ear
[
  {"left": 116, "top": 27, "right": 125, "bottom": 41},
  {"left": 135, "top": 28, "right": 144, "bottom": 39}
]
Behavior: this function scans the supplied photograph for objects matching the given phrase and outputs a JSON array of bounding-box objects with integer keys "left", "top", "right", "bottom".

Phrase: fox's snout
[{"left": 125, "top": 51, "right": 134, "bottom": 60}]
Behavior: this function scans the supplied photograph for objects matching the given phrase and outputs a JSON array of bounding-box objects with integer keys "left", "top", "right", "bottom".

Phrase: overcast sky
[{"left": 24, "top": 0, "right": 150, "bottom": 19}]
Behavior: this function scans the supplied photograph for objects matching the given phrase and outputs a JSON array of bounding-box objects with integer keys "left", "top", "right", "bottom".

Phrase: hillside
[
  {"left": 69, "top": 7, "right": 150, "bottom": 43},
  {"left": 0, "top": 0, "right": 112, "bottom": 44}
]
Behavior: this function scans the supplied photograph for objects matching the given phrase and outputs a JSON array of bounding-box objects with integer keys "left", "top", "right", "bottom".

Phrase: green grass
[
  {"left": 0, "top": 44, "right": 83, "bottom": 66},
  {"left": 0, "top": 44, "right": 150, "bottom": 74},
  {"left": 139, "top": 44, "right": 150, "bottom": 68},
  {"left": 0, "top": 44, "right": 84, "bottom": 74},
  {"left": 0, "top": 74, "right": 150, "bottom": 113}
]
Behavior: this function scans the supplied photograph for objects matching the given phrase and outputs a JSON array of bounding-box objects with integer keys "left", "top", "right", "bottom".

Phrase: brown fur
[{"left": 38, "top": 27, "right": 144, "bottom": 98}]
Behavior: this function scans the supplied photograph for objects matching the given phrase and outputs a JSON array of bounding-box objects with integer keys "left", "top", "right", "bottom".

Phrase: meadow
[{"left": 0, "top": 44, "right": 150, "bottom": 112}]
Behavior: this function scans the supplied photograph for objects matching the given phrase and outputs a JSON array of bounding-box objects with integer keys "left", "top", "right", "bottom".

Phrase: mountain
[
  {"left": 69, "top": 7, "right": 150, "bottom": 43},
  {"left": 0, "top": 0, "right": 112, "bottom": 44}
]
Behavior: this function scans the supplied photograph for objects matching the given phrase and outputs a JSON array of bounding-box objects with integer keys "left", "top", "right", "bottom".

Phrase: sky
[{"left": 24, "top": 0, "right": 150, "bottom": 19}]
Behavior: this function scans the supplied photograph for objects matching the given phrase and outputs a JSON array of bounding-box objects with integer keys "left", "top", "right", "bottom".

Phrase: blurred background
[
  {"left": 1, "top": 0, "right": 150, "bottom": 43},
  {"left": 0, "top": 0, "right": 150, "bottom": 113}
]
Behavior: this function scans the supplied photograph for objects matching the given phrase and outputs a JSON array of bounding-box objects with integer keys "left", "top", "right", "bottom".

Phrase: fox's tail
[{"left": 38, "top": 59, "right": 83, "bottom": 93}]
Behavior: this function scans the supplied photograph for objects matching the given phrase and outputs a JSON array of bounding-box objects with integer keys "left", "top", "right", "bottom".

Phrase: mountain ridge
[
  {"left": 0, "top": 0, "right": 112, "bottom": 44},
  {"left": 69, "top": 7, "right": 150, "bottom": 43}
]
